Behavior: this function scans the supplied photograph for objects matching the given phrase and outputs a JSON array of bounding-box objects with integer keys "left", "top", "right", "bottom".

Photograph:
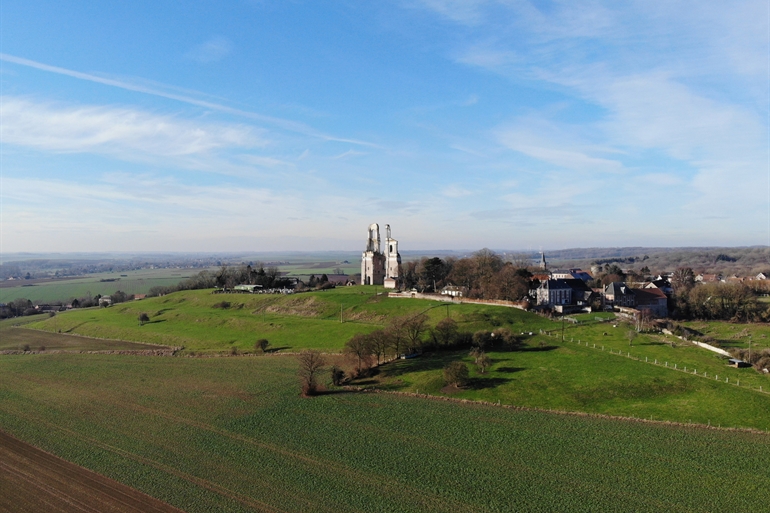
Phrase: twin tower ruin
[{"left": 361, "top": 223, "right": 401, "bottom": 288}]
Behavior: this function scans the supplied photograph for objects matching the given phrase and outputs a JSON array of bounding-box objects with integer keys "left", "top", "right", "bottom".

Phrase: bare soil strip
[{"left": 0, "top": 430, "right": 185, "bottom": 513}]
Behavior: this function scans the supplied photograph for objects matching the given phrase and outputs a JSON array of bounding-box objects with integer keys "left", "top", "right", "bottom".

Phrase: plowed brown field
[{"left": 0, "top": 430, "right": 184, "bottom": 513}]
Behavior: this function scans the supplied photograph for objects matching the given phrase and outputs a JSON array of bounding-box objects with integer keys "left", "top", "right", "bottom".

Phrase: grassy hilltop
[{"left": 25, "top": 286, "right": 552, "bottom": 352}]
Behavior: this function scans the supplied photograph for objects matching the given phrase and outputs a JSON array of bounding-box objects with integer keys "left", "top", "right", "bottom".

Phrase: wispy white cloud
[
  {"left": 441, "top": 184, "right": 473, "bottom": 197},
  {"left": 0, "top": 96, "right": 267, "bottom": 159},
  {"left": 0, "top": 53, "right": 377, "bottom": 146},
  {"left": 496, "top": 117, "right": 626, "bottom": 174},
  {"left": 239, "top": 155, "right": 295, "bottom": 168},
  {"left": 418, "top": 0, "right": 769, "bottom": 243},
  {"left": 332, "top": 149, "right": 366, "bottom": 159},
  {"left": 416, "top": 0, "right": 488, "bottom": 25},
  {"left": 185, "top": 36, "right": 233, "bottom": 63}
]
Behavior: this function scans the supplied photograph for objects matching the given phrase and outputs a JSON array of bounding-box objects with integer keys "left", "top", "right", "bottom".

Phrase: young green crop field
[
  {"left": 27, "top": 287, "right": 553, "bottom": 353},
  {"left": 0, "top": 354, "right": 767, "bottom": 513},
  {"left": 0, "top": 268, "right": 212, "bottom": 304}
]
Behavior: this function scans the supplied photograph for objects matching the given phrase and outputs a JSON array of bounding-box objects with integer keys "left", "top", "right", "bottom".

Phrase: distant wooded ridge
[{"left": 2, "top": 246, "right": 768, "bottom": 276}]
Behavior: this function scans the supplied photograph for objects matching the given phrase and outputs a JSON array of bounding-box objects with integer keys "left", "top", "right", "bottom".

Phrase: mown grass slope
[{"left": 0, "top": 354, "right": 767, "bottom": 513}]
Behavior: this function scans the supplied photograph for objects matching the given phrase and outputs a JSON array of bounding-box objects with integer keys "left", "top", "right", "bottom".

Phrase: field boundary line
[
  {"left": 12, "top": 326, "right": 180, "bottom": 350},
  {"left": 355, "top": 387, "right": 770, "bottom": 435}
]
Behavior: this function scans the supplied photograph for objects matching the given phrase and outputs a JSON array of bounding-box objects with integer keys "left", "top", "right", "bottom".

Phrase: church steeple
[{"left": 539, "top": 252, "right": 547, "bottom": 270}]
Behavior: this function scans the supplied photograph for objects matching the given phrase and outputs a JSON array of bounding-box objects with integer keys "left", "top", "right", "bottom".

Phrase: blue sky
[{"left": 1, "top": 1, "right": 768, "bottom": 253}]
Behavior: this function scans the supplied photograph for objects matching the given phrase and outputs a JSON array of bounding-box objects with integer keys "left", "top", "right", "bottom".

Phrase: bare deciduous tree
[
  {"left": 403, "top": 314, "right": 428, "bottom": 353},
  {"left": 297, "top": 350, "right": 326, "bottom": 396},
  {"left": 386, "top": 316, "right": 407, "bottom": 357},
  {"left": 432, "top": 317, "right": 458, "bottom": 347},
  {"left": 345, "top": 334, "right": 373, "bottom": 375},
  {"left": 368, "top": 329, "right": 390, "bottom": 365}
]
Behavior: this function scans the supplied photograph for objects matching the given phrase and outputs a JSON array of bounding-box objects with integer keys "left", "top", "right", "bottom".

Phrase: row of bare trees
[
  {"left": 343, "top": 315, "right": 525, "bottom": 377},
  {"left": 400, "top": 249, "right": 533, "bottom": 300},
  {"left": 297, "top": 317, "right": 526, "bottom": 395}
]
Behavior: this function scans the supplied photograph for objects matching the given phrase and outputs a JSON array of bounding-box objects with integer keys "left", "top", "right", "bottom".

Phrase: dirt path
[{"left": 0, "top": 430, "right": 185, "bottom": 513}]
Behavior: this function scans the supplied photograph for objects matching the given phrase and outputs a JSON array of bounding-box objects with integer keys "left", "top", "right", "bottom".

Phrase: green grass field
[
  {"left": 361, "top": 315, "right": 770, "bottom": 430},
  {"left": 0, "top": 354, "right": 767, "bottom": 513},
  {"left": 677, "top": 320, "right": 770, "bottom": 350},
  {"left": 370, "top": 343, "right": 770, "bottom": 430}
]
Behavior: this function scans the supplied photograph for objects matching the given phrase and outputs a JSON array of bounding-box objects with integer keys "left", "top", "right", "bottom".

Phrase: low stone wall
[
  {"left": 661, "top": 329, "right": 731, "bottom": 357},
  {"left": 388, "top": 292, "right": 528, "bottom": 310}
]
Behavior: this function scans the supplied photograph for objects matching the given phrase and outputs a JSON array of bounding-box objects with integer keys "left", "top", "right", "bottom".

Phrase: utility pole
[{"left": 561, "top": 314, "right": 565, "bottom": 343}]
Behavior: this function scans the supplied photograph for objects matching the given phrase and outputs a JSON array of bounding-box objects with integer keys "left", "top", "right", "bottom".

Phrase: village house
[
  {"left": 536, "top": 279, "right": 594, "bottom": 312},
  {"left": 644, "top": 278, "right": 673, "bottom": 296},
  {"left": 440, "top": 285, "right": 467, "bottom": 298},
  {"left": 695, "top": 273, "right": 723, "bottom": 283},
  {"left": 632, "top": 288, "right": 668, "bottom": 318},
  {"left": 604, "top": 282, "right": 635, "bottom": 308}
]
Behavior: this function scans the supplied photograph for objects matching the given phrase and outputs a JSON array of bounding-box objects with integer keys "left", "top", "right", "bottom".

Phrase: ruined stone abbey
[{"left": 361, "top": 223, "right": 401, "bottom": 288}]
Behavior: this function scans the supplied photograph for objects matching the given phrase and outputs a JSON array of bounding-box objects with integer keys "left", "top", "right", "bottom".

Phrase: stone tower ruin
[{"left": 361, "top": 223, "right": 401, "bottom": 288}]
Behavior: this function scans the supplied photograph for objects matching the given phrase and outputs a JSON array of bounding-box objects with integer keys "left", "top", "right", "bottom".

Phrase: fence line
[{"left": 564, "top": 336, "right": 768, "bottom": 395}]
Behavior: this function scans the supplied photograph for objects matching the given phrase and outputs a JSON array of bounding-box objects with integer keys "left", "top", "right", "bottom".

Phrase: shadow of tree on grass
[
  {"left": 467, "top": 377, "right": 511, "bottom": 390},
  {"left": 495, "top": 366, "right": 525, "bottom": 374}
]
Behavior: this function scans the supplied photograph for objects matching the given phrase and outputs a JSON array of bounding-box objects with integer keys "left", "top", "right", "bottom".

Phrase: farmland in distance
[{"left": 0, "top": 267, "right": 214, "bottom": 304}]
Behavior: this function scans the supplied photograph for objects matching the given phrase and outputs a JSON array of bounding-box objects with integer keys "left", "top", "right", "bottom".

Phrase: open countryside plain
[{"left": 1, "top": 353, "right": 769, "bottom": 513}]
